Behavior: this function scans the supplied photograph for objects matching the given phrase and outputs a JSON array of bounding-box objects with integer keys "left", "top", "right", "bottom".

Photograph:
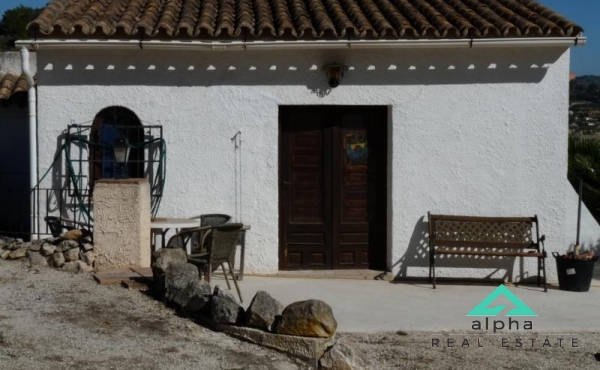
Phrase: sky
[{"left": 1, "top": 0, "right": 598, "bottom": 75}]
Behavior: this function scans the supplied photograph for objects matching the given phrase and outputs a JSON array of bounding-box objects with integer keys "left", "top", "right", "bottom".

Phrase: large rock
[
  {"left": 51, "top": 252, "right": 66, "bottom": 268},
  {"left": 320, "top": 337, "right": 367, "bottom": 370},
  {"left": 57, "top": 240, "right": 79, "bottom": 252},
  {"left": 151, "top": 247, "right": 188, "bottom": 296},
  {"left": 60, "top": 229, "right": 83, "bottom": 241},
  {"left": 183, "top": 293, "right": 212, "bottom": 316},
  {"left": 245, "top": 291, "right": 283, "bottom": 331},
  {"left": 28, "top": 251, "right": 48, "bottom": 267},
  {"left": 76, "top": 260, "right": 94, "bottom": 273},
  {"left": 275, "top": 300, "right": 337, "bottom": 338},
  {"left": 8, "top": 247, "right": 29, "bottom": 259},
  {"left": 0, "top": 250, "right": 10, "bottom": 260},
  {"left": 40, "top": 243, "right": 57, "bottom": 256},
  {"left": 211, "top": 293, "right": 244, "bottom": 325},
  {"left": 81, "top": 243, "right": 94, "bottom": 252},
  {"left": 164, "top": 263, "right": 205, "bottom": 308}
]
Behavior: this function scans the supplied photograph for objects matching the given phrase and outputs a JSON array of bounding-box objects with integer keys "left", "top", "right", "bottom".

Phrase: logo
[{"left": 467, "top": 284, "right": 537, "bottom": 317}]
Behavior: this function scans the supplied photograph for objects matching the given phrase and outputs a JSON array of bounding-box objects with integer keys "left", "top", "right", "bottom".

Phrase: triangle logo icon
[{"left": 466, "top": 285, "right": 537, "bottom": 317}]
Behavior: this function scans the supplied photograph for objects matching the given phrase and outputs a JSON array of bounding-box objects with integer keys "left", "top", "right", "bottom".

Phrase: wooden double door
[{"left": 279, "top": 106, "right": 387, "bottom": 270}]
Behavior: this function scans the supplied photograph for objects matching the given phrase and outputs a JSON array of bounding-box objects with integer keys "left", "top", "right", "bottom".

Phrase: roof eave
[{"left": 16, "top": 36, "right": 586, "bottom": 51}]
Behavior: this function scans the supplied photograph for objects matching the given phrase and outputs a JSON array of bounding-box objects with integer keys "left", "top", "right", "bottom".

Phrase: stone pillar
[{"left": 93, "top": 179, "right": 151, "bottom": 269}]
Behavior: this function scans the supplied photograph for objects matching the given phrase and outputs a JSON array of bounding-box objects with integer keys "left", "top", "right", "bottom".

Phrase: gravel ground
[{"left": 1, "top": 259, "right": 599, "bottom": 370}]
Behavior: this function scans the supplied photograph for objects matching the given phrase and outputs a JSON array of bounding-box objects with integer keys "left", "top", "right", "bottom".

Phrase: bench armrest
[{"left": 539, "top": 235, "right": 546, "bottom": 253}]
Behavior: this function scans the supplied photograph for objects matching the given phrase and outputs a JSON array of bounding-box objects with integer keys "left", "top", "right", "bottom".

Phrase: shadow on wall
[
  {"left": 392, "top": 216, "right": 536, "bottom": 283},
  {"left": 36, "top": 47, "right": 565, "bottom": 92}
]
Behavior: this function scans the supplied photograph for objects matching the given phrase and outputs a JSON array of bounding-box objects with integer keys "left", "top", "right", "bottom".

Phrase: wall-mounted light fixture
[
  {"left": 113, "top": 135, "right": 130, "bottom": 165},
  {"left": 323, "top": 62, "right": 348, "bottom": 88}
]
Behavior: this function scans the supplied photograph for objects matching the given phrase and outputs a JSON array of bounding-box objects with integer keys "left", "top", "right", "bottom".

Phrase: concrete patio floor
[{"left": 237, "top": 272, "right": 600, "bottom": 333}]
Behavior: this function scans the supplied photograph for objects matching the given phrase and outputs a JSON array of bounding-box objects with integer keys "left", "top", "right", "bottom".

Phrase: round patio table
[{"left": 150, "top": 217, "right": 201, "bottom": 253}]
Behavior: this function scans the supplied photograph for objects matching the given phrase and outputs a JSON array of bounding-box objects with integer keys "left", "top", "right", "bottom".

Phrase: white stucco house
[{"left": 13, "top": 0, "right": 600, "bottom": 282}]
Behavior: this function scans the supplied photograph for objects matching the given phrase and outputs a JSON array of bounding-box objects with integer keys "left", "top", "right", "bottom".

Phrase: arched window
[{"left": 89, "top": 106, "right": 144, "bottom": 191}]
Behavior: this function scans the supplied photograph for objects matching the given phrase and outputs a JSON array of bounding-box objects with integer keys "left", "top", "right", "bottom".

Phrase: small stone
[
  {"left": 320, "top": 337, "right": 367, "bottom": 370},
  {"left": 8, "top": 242, "right": 24, "bottom": 250},
  {"left": 60, "top": 261, "right": 78, "bottom": 272},
  {"left": 8, "top": 247, "right": 29, "bottom": 259},
  {"left": 57, "top": 240, "right": 79, "bottom": 252},
  {"left": 80, "top": 251, "right": 95, "bottom": 266},
  {"left": 41, "top": 243, "right": 57, "bottom": 256},
  {"left": 81, "top": 243, "right": 93, "bottom": 252},
  {"left": 51, "top": 252, "right": 65, "bottom": 268},
  {"left": 245, "top": 291, "right": 283, "bottom": 331},
  {"left": 28, "top": 252, "right": 47, "bottom": 267},
  {"left": 64, "top": 248, "right": 80, "bottom": 262},
  {"left": 76, "top": 260, "right": 93, "bottom": 273},
  {"left": 44, "top": 237, "right": 61, "bottom": 245},
  {"left": 275, "top": 300, "right": 337, "bottom": 338},
  {"left": 0, "top": 250, "right": 10, "bottom": 260},
  {"left": 29, "top": 240, "right": 43, "bottom": 252},
  {"left": 60, "top": 229, "right": 82, "bottom": 241}
]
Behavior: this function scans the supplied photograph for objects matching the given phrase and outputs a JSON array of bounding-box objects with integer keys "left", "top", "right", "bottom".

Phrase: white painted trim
[
  {"left": 20, "top": 47, "right": 37, "bottom": 240},
  {"left": 16, "top": 36, "right": 586, "bottom": 51}
]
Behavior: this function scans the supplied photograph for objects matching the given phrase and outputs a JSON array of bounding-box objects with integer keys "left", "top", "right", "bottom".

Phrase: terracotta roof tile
[
  {"left": 28, "top": 0, "right": 583, "bottom": 39},
  {"left": 0, "top": 72, "right": 30, "bottom": 105}
]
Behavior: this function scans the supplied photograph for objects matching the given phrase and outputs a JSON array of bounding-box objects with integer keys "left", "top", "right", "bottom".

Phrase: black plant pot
[{"left": 553, "top": 252, "right": 598, "bottom": 292}]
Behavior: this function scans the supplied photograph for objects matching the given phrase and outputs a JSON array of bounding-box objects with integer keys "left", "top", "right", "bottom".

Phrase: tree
[
  {"left": 568, "top": 137, "right": 600, "bottom": 224},
  {"left": 0, "top": 5, "right": 44, "bottom": 51}
]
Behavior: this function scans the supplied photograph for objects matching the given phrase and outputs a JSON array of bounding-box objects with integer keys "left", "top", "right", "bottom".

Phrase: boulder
[
  {"left": 320, "top": 337, "right": 367, "bottom": 370},
  {"left": 60, "top": 229, "right": 82, "bottom": 241},
  {"left": 0, "top": 250, "right": 10, "bottom": 260},
  {"left": 81, "top": 243, "right": 94, "bottom": 252},
  {"left": 8, "top": 247, "right": 29, "bottom": 259},
  {"left": 275, "top": 300, "right": 337, "bottom": 338},
  {"left": 28, "top": 252, "right": 48, "bottom": 267},
  {"left": 40, "top": 243, "right": 57, "bottom": 256},
  {"left": 164, "top": 263, "right": 203, "bottom": 308},
  {"left": 57, "top": 240, "right": 79, "bottom": 252},
  {"left": 51, "top": 252, "right": 65, "bottom": 268},
  {"left": 60, "top": 261, "right": 79, "bottom": 272},
  {"left": 213, "top": 285, "right": 238, "bottom": 301},
  {"left": 211, "top": 294, "right": 244, "bottom": 325},
  {"left": 245, "top": 291, "right": 283, "bottom": 331},
  {"left": 183, "top": 293, "right": 212, "bottom": 316},
  {"left": 151, "top": 248, "right": 188, "bottom": 296},
  {"left": 64, "top": 248, "right": 80, "bottom": 262}
]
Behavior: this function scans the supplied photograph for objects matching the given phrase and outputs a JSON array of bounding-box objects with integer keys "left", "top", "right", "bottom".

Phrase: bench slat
[
  {"left": 436, "top": 249, "right": 544, "bottom": 257},
  {"left": 429, "top": 214, "right": 536, "bottom": 223},
  {"left": 431, "top": 240, "right": 535, "bottom": 249}
]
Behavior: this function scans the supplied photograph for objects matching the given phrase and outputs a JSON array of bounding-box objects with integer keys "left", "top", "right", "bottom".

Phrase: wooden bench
[{"left": 428, "top": 213, "right": 547, "bottom": 291}]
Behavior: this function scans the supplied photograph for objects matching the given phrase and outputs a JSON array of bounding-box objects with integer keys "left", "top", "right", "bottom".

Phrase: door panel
[
  {"left": 279, "top": 111, "right": 332, "bottom": 269},
  {"left": 279, "top": 106, "right": 386, "bottom": 270}
]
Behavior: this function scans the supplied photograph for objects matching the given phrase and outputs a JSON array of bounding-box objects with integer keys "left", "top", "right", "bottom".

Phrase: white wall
[{"left": 34, "top": 46, "right": 597, "bottom": 281}]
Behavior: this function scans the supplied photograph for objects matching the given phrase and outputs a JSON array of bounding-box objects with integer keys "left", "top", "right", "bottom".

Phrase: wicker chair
[
  {"left": 167, "top": 223, "right": 243, "bottom": 302},
  {"left": 183, "top": 214, "right": 232, "bottom": 253}
]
